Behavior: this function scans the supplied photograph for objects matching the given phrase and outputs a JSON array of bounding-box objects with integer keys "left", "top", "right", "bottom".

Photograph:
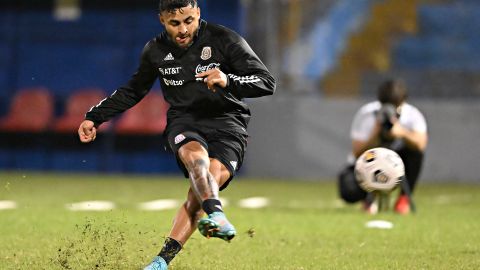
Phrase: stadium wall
[{"left": 245, "top": 97, "right": 480, "bottom": 182}]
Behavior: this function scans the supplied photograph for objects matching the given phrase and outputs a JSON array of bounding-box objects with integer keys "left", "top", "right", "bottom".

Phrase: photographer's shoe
[{"left": 394, "top": 195, "right": 410, "bottom": 215}]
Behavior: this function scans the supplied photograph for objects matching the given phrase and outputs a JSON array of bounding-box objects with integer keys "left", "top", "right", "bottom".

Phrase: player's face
[{"left": 159, "top": 5, "right": 200, "bottom": 49}]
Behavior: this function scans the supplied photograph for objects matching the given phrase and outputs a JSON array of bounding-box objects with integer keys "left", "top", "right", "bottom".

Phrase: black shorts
[{"left": 166, "top": 123, "right": 248, "bottom": 190}]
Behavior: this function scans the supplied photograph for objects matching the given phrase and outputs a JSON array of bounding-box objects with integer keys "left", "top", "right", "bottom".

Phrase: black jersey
[{"left": 85, "top": 19, "right": 276, "bottom": 134}]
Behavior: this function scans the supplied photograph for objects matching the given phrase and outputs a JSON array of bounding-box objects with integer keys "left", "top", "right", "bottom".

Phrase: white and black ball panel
[{"left": 354, "top": 147, "right": 405, "bottom": 192}]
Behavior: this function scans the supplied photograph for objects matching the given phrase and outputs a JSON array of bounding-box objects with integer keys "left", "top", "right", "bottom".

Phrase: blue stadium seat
[
  {"left": 393, "top": 3, "right": 480, "bottom": 71},
  {"left": 393, "top": 37, "right": 480, "bottom": 70},
  {"left": 0, "top": 42, "right": 12, "bottom": 115},
  {"left": 9, "top": 149, "right": 50, "bottom": 171},
  {"left": 16, "top": 43, "right": 128, "bottom": 99},
  {"left": 0, "top": 11, "right": 15, "bottom": 41},
  {"left": 16, "top": 10, "right": 131, "bottom": 44},
  {"left": 0, "top": 149, "right": 9, "bottom": 169},
  {"left": 418, "top": 4, "right": 480, "bottom": 38},
  {"left": 119, "top": 151, "right": 179, "bottom": 174},
  {"left": 201, "top": 0, "right": 243, "bottom": 34},
  {"left": 130, "top": 10, "right": 163, "bottom": 41},
  {"left": 50, "top": 150, "right": 101, "bottom": 172}
]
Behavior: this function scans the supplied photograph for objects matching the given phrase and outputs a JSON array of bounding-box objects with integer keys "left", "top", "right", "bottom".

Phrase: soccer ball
[{"left": 354, "top": 147, "right": 405, "bottom": 193}]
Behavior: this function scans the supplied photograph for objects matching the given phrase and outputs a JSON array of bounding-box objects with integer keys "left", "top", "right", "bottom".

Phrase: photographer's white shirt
[{"left": 347, "top": 101, "right": 427, "bottom": 163}]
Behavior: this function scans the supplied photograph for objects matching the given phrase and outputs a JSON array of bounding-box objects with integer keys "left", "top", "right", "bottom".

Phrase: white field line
[
  {"left": 3, "top": 197, "right": 345, "bottom": 211},
  {"left": 138, "top": 199, "right": 180, "bottom": 211},
  {"left": 286, "top": 199, "right": 345, "bottom": 209},
  {"left": 434, "top": 194, "right": 473, "bottom": 205},
  {"left": 66, "top": 200, "right": 116, "bottom": 211},
  {"left": 219, "top": 197, "right": 229, "bottom": 207},
  {"left": 0, "top": 200, "right": 17, "bottom": 210},
  {"left": 365, "top": 220, "right": 394, "bottom": 229},
  {"left": 237, "top": 197, "right": 270, "bottom": 209}
]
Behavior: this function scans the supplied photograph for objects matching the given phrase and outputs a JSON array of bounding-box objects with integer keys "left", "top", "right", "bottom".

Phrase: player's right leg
[
  {"left": 197, "top": 211, "right": 236, "bottom": 241},
  {"left": 197, "top": 158, "right": 236, "bottom": 241},
  {"left": 178, "top": 141, "right": 236, "bottom": 241},
  {"left": 144, "top": 189, "right": 203, "bottom": 269}
]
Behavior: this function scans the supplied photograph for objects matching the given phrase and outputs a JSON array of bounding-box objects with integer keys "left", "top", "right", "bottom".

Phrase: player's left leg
[
  {"left": 169, "top": 188, "right": 204, "bottom": 244},
  {"left": 144, "top": 256, "right": 168, "bottom": 270},
  {"left": 144, "top": 188, "right": 201, "bottom": 270}
]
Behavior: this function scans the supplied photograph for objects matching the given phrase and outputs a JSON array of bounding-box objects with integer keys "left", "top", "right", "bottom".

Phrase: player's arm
[
  {"left": 195, "top": 37, "right": 275, "bottom": 97},
  {"left": 222, "top": 37, "right": 276, "bottom": 98},
  {"left": 84, "top": 43, "right": 157, "bottom": 127}
]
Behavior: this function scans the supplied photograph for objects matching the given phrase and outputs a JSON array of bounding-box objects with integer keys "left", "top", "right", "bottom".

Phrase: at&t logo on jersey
[{"left": 159, "top": 67, "right": 182, "bottom": 76}]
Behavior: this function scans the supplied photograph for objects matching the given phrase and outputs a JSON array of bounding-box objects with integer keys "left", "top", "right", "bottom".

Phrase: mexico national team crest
[{"left": 201, "top": 46, "right": 212, "bottom": 60}]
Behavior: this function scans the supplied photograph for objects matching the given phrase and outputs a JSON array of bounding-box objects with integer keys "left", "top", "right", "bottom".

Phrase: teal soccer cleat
[
  {"left": 198, "top": 212, "right": 236, "bottom": 241},
  {"left": 144, "top": 256, "right": 168, "bottom": 270}
]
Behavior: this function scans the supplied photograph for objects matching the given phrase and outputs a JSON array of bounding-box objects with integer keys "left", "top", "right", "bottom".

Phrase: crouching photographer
[{"left": 338, "top": 79, "right": 428, "bottom": 214}]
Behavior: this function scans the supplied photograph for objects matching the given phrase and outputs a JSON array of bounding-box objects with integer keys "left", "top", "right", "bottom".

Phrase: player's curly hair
[
  {"left": 377, "top": 79, "right": 408, "bottom": 107},
  {"left": 159, "top": 0, "right": 198, "bottom": 13}
]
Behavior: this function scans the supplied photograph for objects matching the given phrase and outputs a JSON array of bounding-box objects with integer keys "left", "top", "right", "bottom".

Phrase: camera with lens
[{"left": 376, "top": 104, "right": 398, "bottom": 140}]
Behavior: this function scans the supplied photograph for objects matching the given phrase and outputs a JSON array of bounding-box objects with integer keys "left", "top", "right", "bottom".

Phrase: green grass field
[{"left": 1, "top": 172, "right": 479, "bottom": 270}]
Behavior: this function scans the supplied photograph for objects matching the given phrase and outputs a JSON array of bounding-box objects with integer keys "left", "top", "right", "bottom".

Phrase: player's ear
[
  {"left": 197, "top": 7, "right": 201, "bottom": 17},
  {"left": 158, "top": 13, "right": 165, "bottom": 25}
]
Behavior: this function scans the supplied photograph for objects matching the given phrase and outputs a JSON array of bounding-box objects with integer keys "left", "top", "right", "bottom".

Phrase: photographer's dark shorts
[{"left": 166, "top": 124, "right": 248, "bottom": 190}]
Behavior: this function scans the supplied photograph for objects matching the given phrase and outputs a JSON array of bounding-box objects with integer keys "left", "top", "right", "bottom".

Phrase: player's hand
[
  {"left": 78, "top": 120, "right": 97, "bottom": 143},
  {"left": 195, "top": 68, "right": 227, "bottom": 92}
]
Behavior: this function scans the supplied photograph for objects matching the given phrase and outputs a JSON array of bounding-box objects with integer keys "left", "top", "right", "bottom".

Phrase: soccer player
[
  {"left": 77, "top": 0, "right": 276, "bottom": 269},
  {"left": 337, "top": 79, "right": 428, "bottom": 215}
]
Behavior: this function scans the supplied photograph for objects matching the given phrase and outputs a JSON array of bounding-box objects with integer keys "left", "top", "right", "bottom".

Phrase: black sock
[
  {"left": 202, "top": 199, "right": 223, "bottom": 215},
  {"left": 158, "top": 237, "right": 182, "bottom": 265}
]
